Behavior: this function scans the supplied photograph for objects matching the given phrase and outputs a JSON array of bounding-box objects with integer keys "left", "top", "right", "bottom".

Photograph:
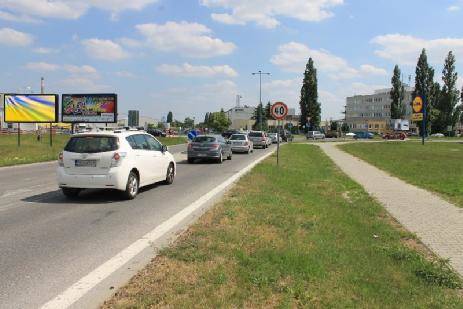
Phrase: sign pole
[
  {"left": 277, "top": 120, "right": 280, "bottom": 166},
  {"left": 422, "top": 94, "right": 426, "bottom": 146},
  {"left": 17, "top": 123, "right": 20, "bottom": 147},
  {"left": 50, "top": 123, "right": 53, "bottom": 147}
]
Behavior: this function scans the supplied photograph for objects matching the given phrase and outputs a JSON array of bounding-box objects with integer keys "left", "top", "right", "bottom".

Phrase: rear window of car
[
  {"left": 230, "top": 134, "right": 246, "bottom": 140},
  {"left": 193, "top": 136, "right": 216, "bottom": 143},
  {"left": 64, "top": 136, "right": 118, "bottom": 153},
  {"left": 249, "top": 132, "right": 263, "bottom": 137}
]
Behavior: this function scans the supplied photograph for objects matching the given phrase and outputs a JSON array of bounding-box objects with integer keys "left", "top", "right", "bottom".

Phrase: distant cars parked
[
  {"left": 229, "top": 134, "right": 253, "bottom": 154},
  {"left": 248, "top": 131, "right": 269, "bottom": 148},
  {"left": 57, "top": 130, "right": 176, "bottom": 200},
  {"left": 188, "top": 135, "right": 232, "bottom": 163},
  {"left": 354, "top": 132, "right": 374, "bottom": 139},
  {"left": 306, "top": 131, "right": 325, "bottom": 140},
  {"left": 147, "top": 128, "right": 167, "bottom": 137},
  {"left": 431, "top": 133, "right": 445, "bottom": 138}
]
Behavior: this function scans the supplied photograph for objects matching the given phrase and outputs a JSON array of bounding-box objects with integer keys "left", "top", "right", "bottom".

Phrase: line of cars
[{"left": 186, "top": 130, "right": 279, "bottom": 164}]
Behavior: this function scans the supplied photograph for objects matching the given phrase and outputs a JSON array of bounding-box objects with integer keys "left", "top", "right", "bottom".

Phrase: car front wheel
[
  {"left": 164, "top": 163, "right": 175, "bottom": 185},
  {"left": 123, "top": 171, "right": 139, "bottom": 200},
  {"left": 216, "top": 152, "right": 223, "bottom": 164}
]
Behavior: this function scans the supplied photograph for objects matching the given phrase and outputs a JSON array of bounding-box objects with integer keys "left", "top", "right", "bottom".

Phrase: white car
[
  {"left": 229, "top": 134, "right": 253, "bottom": 153},
  {"left": 57, "top": 130, "right": 176, "bottom": 200}
]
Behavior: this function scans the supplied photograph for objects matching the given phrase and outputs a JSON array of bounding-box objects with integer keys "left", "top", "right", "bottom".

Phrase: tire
[
  {"left": 187, "top": 157, "right": 195, "bottom": 164},
  {"left": 164, "top": 163, "right": 175, "bottom": 185},
  {"left": 227, "top": 152, "right": 232, "bottom": 160},
  {"left": 247, "top": 147, "right": 251, "bottom": 154},
  {"left": 61, "top": 188, "right": 80, "bottom": 198},
  {"left": 216, "top": 152, "right": 223, "bottom": 164},
  {"left": 123, "top": 171, "right": 139, "bottom": 200}
]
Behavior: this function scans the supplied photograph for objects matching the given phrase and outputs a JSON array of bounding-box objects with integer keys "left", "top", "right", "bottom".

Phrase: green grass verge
[
  {"left": 0, "top": 134, "right": 69, "bottom": 167},
  {"left": 103, "top": 144, "right": 462, "bottom": 308},
  {"left": 157, "top": 136, "right": 187, "bottom": 146},
  {"left": 339, "top": 142, "right": 463, "bottom": 208}
]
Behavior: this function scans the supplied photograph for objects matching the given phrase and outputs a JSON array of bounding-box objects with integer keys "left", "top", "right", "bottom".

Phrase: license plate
[
  {"left": 197, "top": 153, "right": 207, "bottom": 157},
  {"left": 75, "top": 159, "right": 97, "bottom": 167},
  {"left": 233, "top": 142, "right": 242, "bottom": 145}
]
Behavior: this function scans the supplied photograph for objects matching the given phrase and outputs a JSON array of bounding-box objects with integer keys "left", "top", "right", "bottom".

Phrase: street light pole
[{"left": 252, "top": 70, "right": 270, "bottom": 131}]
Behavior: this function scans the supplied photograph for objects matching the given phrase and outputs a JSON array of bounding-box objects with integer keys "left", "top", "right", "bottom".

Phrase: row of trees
[
  {"left": 390, "top": 49, "right": 462, "bottom": 134},
  {"left": 202, "top": 109, "right": 231, "bottom": 132}
]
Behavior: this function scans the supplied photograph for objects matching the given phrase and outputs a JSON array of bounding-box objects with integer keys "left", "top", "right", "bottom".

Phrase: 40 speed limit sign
[{"left": 271, "top": 102, "right": 288, "bottom": 120}]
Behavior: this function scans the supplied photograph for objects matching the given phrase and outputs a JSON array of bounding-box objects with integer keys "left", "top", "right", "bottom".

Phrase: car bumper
[
  {"left": 251, "top": 141, "right": 266, "bottom": 147},
  {"left": 231, "top": 145, "right": 250, "bottom": 152},
  {"left": 57, "top": 167, "right": 126, "bottom": 191},
  {"left": 188, "top": 150, "right": 221, "bottom": 159}
]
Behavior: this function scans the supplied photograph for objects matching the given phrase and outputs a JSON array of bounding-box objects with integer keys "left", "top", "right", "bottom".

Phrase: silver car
[
  {"left": 306, "top": 131, "right": 325, "bottom": 140},
  {"left": 229, "top": 134, "right": 253, "bottom": 154},
  {"left": 187, "top": 135, "right": 232, "bottom": 163},
  {"left": 248, "top": 131, "right": 269, "bottom": 148},
  {"left": 268, "top": 133, "right": 282, "bottom": 144}
]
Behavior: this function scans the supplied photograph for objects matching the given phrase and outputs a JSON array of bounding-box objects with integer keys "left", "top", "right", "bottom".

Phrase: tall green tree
[
  {"left": 253, "top": 103, "right": 267, "bottom": 131},
  {"left": 166, "top": 111, "right": 173, "bottom": 123},
  {"left": 412, "top": 49, "right": 435, "bottom": 136},
  {"left": 265, "top": 102, "right": 272, "bottom": 120},
  {"left": 203, "top": 112, "right": 209, "bottom": 125},
  {"left": 299, "top": 58, "right": 320, "bottom": 131},
  {"left": 209, "top": 109, "right": 231, "bottom": 132},
  {"left": 390, "top": 65, "right": 405, "bottom": 119},
  {"left": 434, "top": 51, "right": 460, "bottom": 133}
]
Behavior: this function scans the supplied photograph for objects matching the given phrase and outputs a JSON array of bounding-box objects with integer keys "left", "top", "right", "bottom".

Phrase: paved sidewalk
[{"left": 318, "top": 143, "right": 463, "bottom": 276}]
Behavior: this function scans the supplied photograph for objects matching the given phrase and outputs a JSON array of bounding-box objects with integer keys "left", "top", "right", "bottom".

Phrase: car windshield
[
  {"left": 193, "top": 136, "right": 216, "bottom": 143},
  {"left": 230, "top": 134, "right": 246, "bottom": 140},
  {"left": 64, "top": 136, "right": 118, "bottom": 153},
  {"left": 268, "top": 133, "right": 277, "bottom": 137},
  {"left": 249, "top": 132, "right": 263, "bottom": 137}
]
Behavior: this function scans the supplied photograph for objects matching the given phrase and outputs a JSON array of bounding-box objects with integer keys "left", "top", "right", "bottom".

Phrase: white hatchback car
[{"left": 57, "top": 130, "right": 176, "bottom": 199}]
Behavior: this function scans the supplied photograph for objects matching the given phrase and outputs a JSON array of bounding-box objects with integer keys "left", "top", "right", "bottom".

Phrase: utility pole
[{"left": 252, "top": 70, "right": 270, "bottom": 131}]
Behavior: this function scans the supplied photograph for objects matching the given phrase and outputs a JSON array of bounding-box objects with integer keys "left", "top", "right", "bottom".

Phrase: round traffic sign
[
  {"left": 271, "top": 102, "right": 288, "bottom": 120},
  {"left": 412, "top": 97, "right": 423, "bottom": 113}
]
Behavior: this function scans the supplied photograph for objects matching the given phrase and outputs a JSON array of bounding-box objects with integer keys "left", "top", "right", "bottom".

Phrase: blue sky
[{"left": 1, "top": 0, "right": 463, "bottom": 122}]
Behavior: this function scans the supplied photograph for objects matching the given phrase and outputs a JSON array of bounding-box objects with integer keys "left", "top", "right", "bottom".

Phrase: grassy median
[
  {"left": 103, "top": 144, "right": 462, "bottom": 308},
  {"left": 339, "top": 142, "right": 463, "bottom": 208}
]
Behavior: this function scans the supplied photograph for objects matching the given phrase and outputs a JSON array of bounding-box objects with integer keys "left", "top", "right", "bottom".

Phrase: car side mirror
[{"left": 161, "top": 145, "right": 168, "bottom": 153}]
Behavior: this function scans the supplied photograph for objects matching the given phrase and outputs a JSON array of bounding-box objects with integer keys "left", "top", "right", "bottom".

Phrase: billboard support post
[
  {"left": 17, "top": 123, "right": 20, "bottom": 147},
  {"left": 49, "top": 123, "right": 53, "bottom": 147}
]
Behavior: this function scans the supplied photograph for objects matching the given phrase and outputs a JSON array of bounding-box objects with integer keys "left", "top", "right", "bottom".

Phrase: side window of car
[
  {"left": 144, "top": 135, "right": 162, "bottom": 151},
  {"left": 126, "top": 136, "right": 138, "bottom": 149},
  {"left": 132, "top": 134, "right": 150, "bottom": 150}
]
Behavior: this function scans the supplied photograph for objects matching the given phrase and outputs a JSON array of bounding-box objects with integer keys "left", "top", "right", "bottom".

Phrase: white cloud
[
  {"left": 24, "top": 62, "right": 59, "bottom": 71},
  {"left": 201, "top": 0, "right": 344, "bottom": 28},
  {"left": 371, "top": 34, "right": 463, "bottom": 65},
  {"left": 0, "top": 27, "right": 33, "bottom": 46},
  {"left": 59, "top": 77, "right": 112, "bottom": 92},
  {"left": 359, "top": 64, "right": 387, "bottom": 76},
  {"left": 116, "top": 71, "right": 136, "bottom": 78},
  {"left": 0, "top": 0, "right": 157, "bottom": 20},
  {"left": 0, "top": 10, "right": 40, "bottom": 23},
  {"left": 270, "top": 42, "right": 358, "bottom": 79},
  {"left": 350, "top": 82, "right": 388, "bottom": 95},
  {"left": 63, "top": 64, "right": 98, "bottom": 75},
  {"left": 33, "top": 47, "right": 58, "bottom": 54},
  {"left": 136, "top": 21, "right": 236, "bottom": 58},
  {"left": 448, "top": 5, "right": 460, "bottom": 11},
  {"left": 82, "top": 38, "right": 129, "bottom": 61},
  {"left": 156, "top": 63, "right": 238, "bottom": 77}
]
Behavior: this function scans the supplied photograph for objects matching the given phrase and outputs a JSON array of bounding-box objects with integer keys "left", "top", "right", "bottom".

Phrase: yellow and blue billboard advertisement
[{"left": 4, "top": 94, "right": 58, "bottom": 123}]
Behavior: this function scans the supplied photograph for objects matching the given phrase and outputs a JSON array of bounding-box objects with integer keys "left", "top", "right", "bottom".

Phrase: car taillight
[
  {"left": 188, "top": 143, "right": 193, "bottom": 150},
  {"left": 111, "top": 152, "right": 126, "bottom": 167},
  {"left": 58, "top": 152, "right": 64, "bottom": 167},
  {"left": 210, "top": 144, "right": 220, "bottom": 149},
  {"left": 261, "top": 137, "right": 266, "bottom": 141}
]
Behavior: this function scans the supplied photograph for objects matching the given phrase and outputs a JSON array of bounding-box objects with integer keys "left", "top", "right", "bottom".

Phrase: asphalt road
[{"left": 0, "top": 143, "right": 276, "bottom": 309}]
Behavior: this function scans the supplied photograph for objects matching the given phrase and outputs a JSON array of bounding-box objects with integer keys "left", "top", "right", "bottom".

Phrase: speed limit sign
[{"left": 271, "top": 102, "right": 288, "bottom": 120}]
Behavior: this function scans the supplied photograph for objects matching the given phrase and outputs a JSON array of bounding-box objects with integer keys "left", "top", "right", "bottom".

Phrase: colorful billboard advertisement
[
  {"left": 4, "top": 94, "right": 58, "bottom": 123},
  {"left": 61, "top": 94, "right": 117, "bottom": 123}
]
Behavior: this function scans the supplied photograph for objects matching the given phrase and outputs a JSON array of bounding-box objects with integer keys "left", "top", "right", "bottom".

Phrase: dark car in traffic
[
  {"left": 354, "top": 132, "right": 374, "bottom": 139},
  {"left": 187, "top": 135, "right": 232, "bottom": 163},
  {"left": 147, "top": 129, "right": 167, "bottom": 137},
  {"left": 222, "top": 130, "right": 241, "bottom": 139}
]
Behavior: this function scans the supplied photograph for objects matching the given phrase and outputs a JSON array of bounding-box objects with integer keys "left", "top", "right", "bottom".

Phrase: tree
[
  {"left": 265, "top": 102, "right": 272, "bottom": 120},
  {"left": 299, "top": 58, "right": 321, "bottom": 132},
  {"left": 390, "top": 65, "right": 405, "bottom": 119},
  {"left": 203, "top": 112, "right": 209, "bottom": 125},
  {"left": 252, "top": 103, "right": 267, "bottom": 131},
  {"left": 341, "top": 122, "right": 350, "bottom": 133},
  {"left": 166, "top": 111, "right": 173, "bottom": 123},
  {"left": 209, "top": 109, "right": 231, "bottom": 132},
  {"left": 412, "top": 49, "right": 435, "bottom": 136},
  {"left": 184, "top": 117, "right": 195, "bottom": 128},
  {"left": 434, "top": 51, "right": 460, "bottom": 133},
  {"left": 330, "top": 121, "right": 338, "bottom": 131}
]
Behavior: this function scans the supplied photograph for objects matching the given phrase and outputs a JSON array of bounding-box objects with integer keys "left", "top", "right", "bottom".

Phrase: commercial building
[
  {"left": 225, "top": 105, "right": 256, "bottom": 130},
  {"left": 345, "top": 87, "right": 416, "bottom": 133}
]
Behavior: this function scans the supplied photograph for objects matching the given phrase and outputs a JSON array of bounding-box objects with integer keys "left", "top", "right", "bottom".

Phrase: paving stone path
[{"left": 318, "top": 142, "right": 463, "bottom": 276}]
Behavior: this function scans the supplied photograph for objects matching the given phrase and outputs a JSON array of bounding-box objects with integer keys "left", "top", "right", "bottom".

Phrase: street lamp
[{"left": 252, "top": 70, "right": 270, "bottom": 131}]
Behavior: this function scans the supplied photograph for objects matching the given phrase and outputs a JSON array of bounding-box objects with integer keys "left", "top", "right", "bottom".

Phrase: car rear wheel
[
  {"left": 164, "top": 163, "right": 175, "bottom": 185},
  {"left": 62, "top": 188, "right": 81, "bottom": 198},
  {"left": 227, "top": 152, "right": 232, "bottom": 160},
  {"left": 123, "top": 171, "right": 139, "bottom": 200},
  {"left": 216, "top": 152, "right": 223, "bottom": 164}
]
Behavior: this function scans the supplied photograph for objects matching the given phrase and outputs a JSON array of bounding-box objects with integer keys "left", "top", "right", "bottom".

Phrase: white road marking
[{"left": 40, "top": 149, "right": 276, "bottom": 309}]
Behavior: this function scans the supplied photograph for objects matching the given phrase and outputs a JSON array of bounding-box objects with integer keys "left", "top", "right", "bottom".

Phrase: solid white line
[{"left": 40, "top": 149, "right": 276, "bottom": 309}]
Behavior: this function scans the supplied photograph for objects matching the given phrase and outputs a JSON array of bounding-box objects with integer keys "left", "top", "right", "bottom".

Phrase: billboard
[
  {"left": 392, "top": 119, "right": 410, "bottom": 131},
  {"left": 4, "top": 94, "right": 58, "bottom": 123},
  {"left": 62, "top": 94, "right": 117, "bottom": 123}
]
